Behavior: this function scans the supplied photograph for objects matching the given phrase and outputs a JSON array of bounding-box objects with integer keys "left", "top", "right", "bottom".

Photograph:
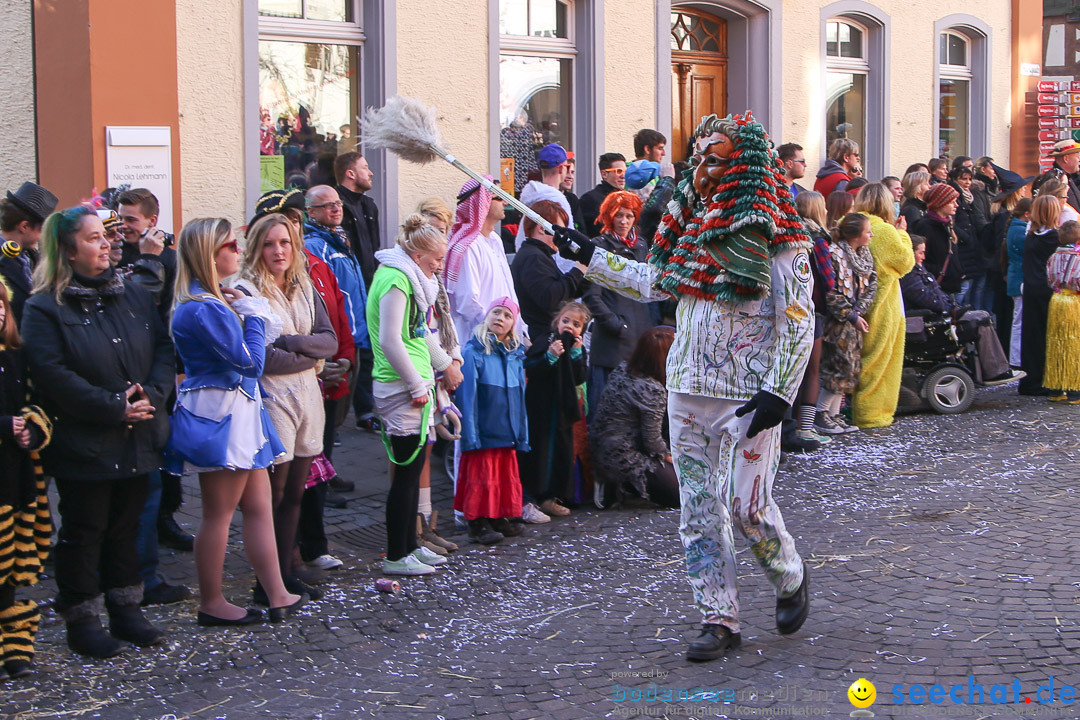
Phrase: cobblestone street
[{"left": 8, "top": 385, "right": 1080, "bottom": 719}]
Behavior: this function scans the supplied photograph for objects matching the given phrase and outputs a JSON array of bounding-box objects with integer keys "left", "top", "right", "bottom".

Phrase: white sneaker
[
  {"left": 521, "top": 502, "right": 551, "bottom": 524},
  {"left": 383, "top": 554, "right": 436, "bottom": 576},
  {"left": 410, "top": 545, "right": 448, "bottom": 566},
  {"left": 307, "top": 554, "right": 343, "bottom": 571}
]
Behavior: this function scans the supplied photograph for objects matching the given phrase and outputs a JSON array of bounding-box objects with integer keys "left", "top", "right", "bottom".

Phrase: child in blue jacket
[{"left": 453, "top": 297, "right": 529, "bottom": 545}]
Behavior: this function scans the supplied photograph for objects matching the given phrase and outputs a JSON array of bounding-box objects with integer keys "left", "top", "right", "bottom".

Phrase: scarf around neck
[{"left": 375, "top": 246, "right": 439, "bottom": 310}]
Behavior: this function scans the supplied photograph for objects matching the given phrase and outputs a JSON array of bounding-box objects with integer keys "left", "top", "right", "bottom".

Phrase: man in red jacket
[{"left": 813, "top": 138, "right": 862, "bottom": 196}]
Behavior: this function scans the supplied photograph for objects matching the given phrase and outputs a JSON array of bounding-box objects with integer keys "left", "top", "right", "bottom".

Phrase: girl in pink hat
[{"left": 453, "top": 297, "right": 530, "bottom": 544}]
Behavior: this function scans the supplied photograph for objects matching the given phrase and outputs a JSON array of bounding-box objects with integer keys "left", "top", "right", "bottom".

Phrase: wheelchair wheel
[
  {"left": 442, "top": 438, "right": 457, "bottom": 483},
  {"left": 923, "top": 366, "right": 975, "bottom": 414}
]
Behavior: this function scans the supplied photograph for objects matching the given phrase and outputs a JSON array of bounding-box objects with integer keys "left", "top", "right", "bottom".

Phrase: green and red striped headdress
[{"left": 648, "top": 112, "right": 811, "bottom": 302}]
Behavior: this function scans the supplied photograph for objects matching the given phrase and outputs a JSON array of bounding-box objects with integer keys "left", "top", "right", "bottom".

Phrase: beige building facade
[{"left": 6, "top": 1, "right": 1037, "bottom": 244}]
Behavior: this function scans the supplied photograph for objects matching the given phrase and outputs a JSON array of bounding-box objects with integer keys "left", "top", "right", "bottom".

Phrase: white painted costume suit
[{"left": 584, "top": 245, "right": 813, "bottom": 632}]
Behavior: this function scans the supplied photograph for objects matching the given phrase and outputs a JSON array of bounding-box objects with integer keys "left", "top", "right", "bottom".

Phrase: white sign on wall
[{"left": 106, "top": 126, "right": 174, "bottom": 233}]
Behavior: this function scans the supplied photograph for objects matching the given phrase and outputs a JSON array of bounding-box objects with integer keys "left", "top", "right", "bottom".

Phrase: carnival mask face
[{"left": 693, "top": 132, "right": 734, "bottom": 200}]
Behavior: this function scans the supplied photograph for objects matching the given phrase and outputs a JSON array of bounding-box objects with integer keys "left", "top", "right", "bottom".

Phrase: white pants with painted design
[{"left": 669, "top": 392, "right": 805, "bottom": 633}]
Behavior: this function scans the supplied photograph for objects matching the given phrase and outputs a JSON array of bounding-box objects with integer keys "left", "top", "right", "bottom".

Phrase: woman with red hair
[{"left": 583, "top": 191, "right": 655, "bottom": 418}]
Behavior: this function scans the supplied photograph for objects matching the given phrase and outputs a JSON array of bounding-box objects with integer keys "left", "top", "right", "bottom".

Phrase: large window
[
  {"left": 499, "top": 0, "right": 575, "bottom": 195},
  {"left": 825, "top": 19, "right": 867, "bottom": 153},
  {"left": 938, "top": 31, "right": 971, "bottom": 160},
  {"left": 257, "top": 1, "right": 363, "bottom": 192}
]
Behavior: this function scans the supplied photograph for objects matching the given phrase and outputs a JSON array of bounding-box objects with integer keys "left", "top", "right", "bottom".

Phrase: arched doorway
[{"left": 670, "top": 8, "right": 728, "bottom": 163}]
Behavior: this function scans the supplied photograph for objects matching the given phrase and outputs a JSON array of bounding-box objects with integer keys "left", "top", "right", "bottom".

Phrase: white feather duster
[
  {"left": 360, "top": 95, "right": 443, "bottom": 164},
  {"left": 359, "top": 95, "right": 564, "bottom": 240}
]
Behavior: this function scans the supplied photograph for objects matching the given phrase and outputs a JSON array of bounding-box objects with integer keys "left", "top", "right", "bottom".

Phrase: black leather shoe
[
  {"left": 328, "top": 475, "right": 354, "bottom": 492},
  {"left": 158, "top": 516, "right": 195, "bottom": 551},
  {"left": 140, "top": 581, "right": 191, "bottom": 606},
  {"left": 285, "top": 575, "right": 323, "bottom": 601},
  {"left": 269, "top": 593, "right": 309, "bottom": 623},
  {"left": 776, "top": 561, "right": 810, "bottom": 635},
  {"left": 324, "top": 492, "right": 348, "bottom": 509},
  {"left": 197, "top": 608, "right": 264, "bottom": 627},
  {"left": 686, "top": 624, "right": 742, "bottom": 661}
]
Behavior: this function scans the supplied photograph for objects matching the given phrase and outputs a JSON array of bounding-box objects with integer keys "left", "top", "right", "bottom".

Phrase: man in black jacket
[
  {"left": 333, "top": 151, "right": 380, "bottom": 289},
  {"left": 579, "top": 152, "right": 626, "bottom": 237},
  {"left": 0, "top": 182, "right": 57, "bottom": 326},
  {"left": 333, "top": 152, "right": 381, "bottom": 430}
]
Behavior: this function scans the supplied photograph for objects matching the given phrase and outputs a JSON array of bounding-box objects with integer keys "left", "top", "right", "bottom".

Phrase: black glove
[
  {"left": 952, "top": 305, "right": 972, "bottom": 322},
  {"left": 551, "top": 225, "right": 596, "bottom": 265},
  {"left": 734, "top": 390, "right": 790, "bottom": 439}
]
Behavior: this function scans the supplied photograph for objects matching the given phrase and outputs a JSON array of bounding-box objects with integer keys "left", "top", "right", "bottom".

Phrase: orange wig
[{"left": 597, "top": 191, "right": 644, "bottom": 235}]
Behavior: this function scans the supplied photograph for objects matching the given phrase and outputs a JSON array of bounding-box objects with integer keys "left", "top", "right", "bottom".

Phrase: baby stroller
[{"left": 899, "top": 309, "right": 981, "bottom": 414}]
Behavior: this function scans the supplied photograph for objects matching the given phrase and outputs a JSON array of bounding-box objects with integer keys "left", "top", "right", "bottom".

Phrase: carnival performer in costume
[
  {"left": 0, "top": 282, "right": 51, "bottom": 678},
  {"left": 851, "top": 184, "right": 915, "bottom": 428},
  {"left": 553, "top": 113, "right": 812, "bottom": 660},
  {"left": 1044, "top": 220, "right": 1080, "bottom": 401}
]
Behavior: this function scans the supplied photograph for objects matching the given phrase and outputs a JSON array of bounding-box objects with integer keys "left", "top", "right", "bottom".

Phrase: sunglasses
[
  {"left": 602, "top": 168, "right": 626, "bottom": 176},
  {"left": 219, "top": 240, "right": 240, "bottom": 253}
]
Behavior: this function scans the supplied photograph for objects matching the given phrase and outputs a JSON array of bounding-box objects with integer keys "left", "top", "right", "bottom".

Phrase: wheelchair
[{"left": 899, "top": 309, "right": 984, "bottom": 415}]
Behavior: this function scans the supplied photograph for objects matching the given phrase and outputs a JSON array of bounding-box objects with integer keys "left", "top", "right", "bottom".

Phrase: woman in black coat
[
  {"left": 950, "top": 168, "right": 989, "bottom": 308},
  {"left": 1018, "top": 195, "right": 1063, "bottom": 395},
  {"left": 911, "top": 183, "right": 964, "bottom": 295},
  {"left": 21, "top": 206, "right": 175, "bottom": 658},
  {"left": 583, "top": 191, "right": 655, "bottom": 417}
]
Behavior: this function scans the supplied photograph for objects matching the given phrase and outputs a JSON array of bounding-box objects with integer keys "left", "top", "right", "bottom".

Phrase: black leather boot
[
  {"left": 686, "top": 623, "right": 742, "bottom": 661},
  {"left": 776, "top": 561, "right": 810, "bottom": 635},
  {"left": 468, "top": 519, "right": 503, "bottom": 545},
  {"left": 106, "top": 585, "right": 166, "bottom": 647},
  {"left": 157, "top": 515, "right": 195, "bottom": 552}
]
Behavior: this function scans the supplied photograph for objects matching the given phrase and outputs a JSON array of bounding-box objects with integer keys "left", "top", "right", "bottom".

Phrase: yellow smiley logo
[{"left": 848, "top": 678, "right": 876, "bottom": 708}]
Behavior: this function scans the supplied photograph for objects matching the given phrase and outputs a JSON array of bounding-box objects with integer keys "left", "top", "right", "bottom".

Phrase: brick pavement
[{"left": 8, "top": 386, "right": 1080, "bottom": 719}]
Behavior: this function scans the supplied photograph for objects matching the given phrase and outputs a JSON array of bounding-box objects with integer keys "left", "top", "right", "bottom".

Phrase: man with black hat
[
  {"left": 1043, "top": 140, "right": 1080, "bottom": 211},
  {"left": 0, "top": 181, "right": 58, "bottom": 325}
]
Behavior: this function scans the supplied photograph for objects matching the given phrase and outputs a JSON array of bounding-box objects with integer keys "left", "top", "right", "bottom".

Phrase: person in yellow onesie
[{"left": 852, "top": 183, "right": 915, "bottom": 428}]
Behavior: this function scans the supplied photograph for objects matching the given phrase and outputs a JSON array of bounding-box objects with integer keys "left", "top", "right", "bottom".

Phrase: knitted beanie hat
[
  {"left": 487, "top": 295, "right": 520, "bottom": 319},
  {"left": 924, "top": 183, "right": 959, "bottom": 211}
]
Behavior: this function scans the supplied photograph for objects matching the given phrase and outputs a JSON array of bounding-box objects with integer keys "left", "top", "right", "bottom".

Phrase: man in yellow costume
[{"left": 852, "top": 186, "right": 914, "bottom": 428}]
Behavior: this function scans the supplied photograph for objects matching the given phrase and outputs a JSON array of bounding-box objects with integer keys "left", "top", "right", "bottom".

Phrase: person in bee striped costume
[{"left": 0, "top": 280, "right": 52, "bottom": 679}]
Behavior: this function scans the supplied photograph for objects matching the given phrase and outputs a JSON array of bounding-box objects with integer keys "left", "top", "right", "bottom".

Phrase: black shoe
[
  {"left": 285, "top": 575, "right": 323, "bottom": 601},
  {"left": 328, "top": 475, "right": 354, "bottom": 492},
  {"left": 251, "top": 582, "right": 269, "bottom": 607},
  {"left": 468, "top": 518, "right": 504, "bottom": 545},
  {"left": 290, "top": 564, "right": 327, "bottom": 586},
  {"left": 158, "top": 515, "right": 195, "bottom": 551},
  {"left": 269, "top": 593, "right": 309, "bottom": 623},
  {"left": 140, "top": 581, "right": 191, "bottom": 606},
  {"left": 197, "top": 608, "right": 264, "bottom": 627},
  {"left": 686, "top": 624, "right": 742, "bottom": 661},
  {"left": 66, "top": 616, "right": 128, "bottom": 658},
  {"left": 490, "top": 518, "right": 523, "bottom": 537},
  {"left": 4, "top": 659, "right": 33, "bottom": 678},
  {"left": 324, "top": 492, "right": 348, "bottom": 509},
  {"left": 776, "top": 562, "right": 810, "bottom": 635}
]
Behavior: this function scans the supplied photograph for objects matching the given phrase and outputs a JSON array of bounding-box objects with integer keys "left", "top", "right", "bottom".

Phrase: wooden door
[{"left": 671, "top": 9, "right": 728, "bottom": 163}]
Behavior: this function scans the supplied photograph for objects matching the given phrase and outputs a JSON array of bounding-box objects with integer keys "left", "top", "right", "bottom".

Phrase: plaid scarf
[{"left": 309, "top": 218, "right": 352, "bottom": 251}]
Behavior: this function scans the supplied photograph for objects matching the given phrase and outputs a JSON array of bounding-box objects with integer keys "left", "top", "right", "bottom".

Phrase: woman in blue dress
[{"left": 168, "top": 218, "right": 304, "bottom": 625}]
